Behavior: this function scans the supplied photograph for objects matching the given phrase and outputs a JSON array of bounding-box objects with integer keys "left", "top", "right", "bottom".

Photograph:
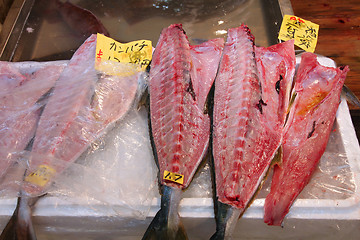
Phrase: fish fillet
[
  {"left": 264, "top": 52, "right": 349, "bottom": 226},
  {"left": 150, "top": 24, "right": 222, "bottom": 189},
  {"left": 213, "top": 27, "right": 295, "bottom": 213},
  {"left": 24, "top": 34, "right": 139, "bottom": 195},
  {"left": 0, "top": 63, "right": 65, "bottom": 179}
]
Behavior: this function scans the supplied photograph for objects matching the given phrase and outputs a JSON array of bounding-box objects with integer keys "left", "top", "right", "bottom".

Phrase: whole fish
[
  {"left": 0, "top": 34, "right": 140, "bottom": 239},
  {"left": 0, "top": 63, "right": 65, "bottom": 179},
  {"left": 211, "top": 26, "right": 295, "bottom": 239},
  {"left": 143, "top": 24, "right": 223, "bottom": 239},
  {"left": 264, "top": 52, "right": 349, "bottom": 226}
]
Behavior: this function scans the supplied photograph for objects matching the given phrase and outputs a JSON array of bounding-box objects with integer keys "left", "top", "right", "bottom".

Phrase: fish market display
[
  {"left": 143, "top": 24, "right": 223, "bottom": 239},
  {"left": 211, "top": 26, "right": 295, "bottom": 239},
  {"left": 0, "top": 62, "right": 65, "bottom": 180},
  {"left": 0, "top": 34, "right": 141, "bottom": 239},
  {"left": 264, "top": 52, "right": 349, "bottom": 226}
]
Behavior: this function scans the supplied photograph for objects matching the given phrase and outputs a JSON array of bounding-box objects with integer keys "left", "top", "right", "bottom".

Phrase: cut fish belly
[
  {"left": 264, "top": 52, "right": 349, "bottom": 226},
  {"left": 24, "top": 34, "right": 140, "bottom": 195},
  {"left": 150, "top": 24, "right": 222, "bottom": 189}
]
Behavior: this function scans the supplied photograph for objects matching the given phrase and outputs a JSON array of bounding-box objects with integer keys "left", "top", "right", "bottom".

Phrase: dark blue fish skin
[{"left": 142, "top": 185, "right": 187, "bottom": 240}]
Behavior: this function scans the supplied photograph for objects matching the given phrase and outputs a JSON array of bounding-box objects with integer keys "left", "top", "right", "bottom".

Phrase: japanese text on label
[
  {"left": 279, "top": 15, "right": 319, "bottom": 52},
  {"left": 95, "top": 33, "right": 152, "bottom": 70}
]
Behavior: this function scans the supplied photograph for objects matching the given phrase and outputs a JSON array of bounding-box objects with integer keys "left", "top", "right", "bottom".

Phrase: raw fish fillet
[
  {"left": 213, "top": 27, "right": 295, "bottom": 211},
  {"left": 213, "top": 25, "right": 261, "bottom": 210},
  {"left": 255, "top": 39, "right": 295, "bottom": 129},
  {"left": 0, "top": 62, "right": 26, "bottom": 95},
  {"left": 0, "top": 62, "right": 65, "bottom": 178},
  {"left": 143, "top": 24, "right": 223, "bottom": 239},
  {"left": 24, "top": 34, "right": 140, "bottom": 195},
  {"left": 264, "top": 52, "right": 349, "bottom": 226},
  {"left": 150, "top": 24, "right": 223, "bottom": 189}
]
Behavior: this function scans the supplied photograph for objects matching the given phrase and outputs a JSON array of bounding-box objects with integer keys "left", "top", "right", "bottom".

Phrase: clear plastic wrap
[
  {"left": 0, "top": 46, "right": 359, "bottom": 238},
  {"left": 48, "top": 106, "right": 158, "bottom": 218},
  {"left": 18, "top": 34, "right": 143, "bottom": 197},
  {"left": 0, "top": 60, "right": 67, "bottom": 196}
]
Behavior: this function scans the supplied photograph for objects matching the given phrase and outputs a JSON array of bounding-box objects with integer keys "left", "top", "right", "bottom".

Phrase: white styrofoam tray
[{"left": 0, "top": 56, "right": 359, "bottom": 239}]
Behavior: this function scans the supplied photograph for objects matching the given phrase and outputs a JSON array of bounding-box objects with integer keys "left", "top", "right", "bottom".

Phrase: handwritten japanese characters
[
  {"left": 279, "top": 15, "right": 319, "bottom": 52},
  {"left": 95, "top": 33, "right": 152, "bottom": 71}
]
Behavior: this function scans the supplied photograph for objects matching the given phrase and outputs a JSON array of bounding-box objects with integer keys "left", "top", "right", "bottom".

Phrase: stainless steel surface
[
  {"left": 1, "top": 0, "right": 286, "bottom": 62},
  {"left": 0, "top": 0, "right": 34, "bottom": 60}
]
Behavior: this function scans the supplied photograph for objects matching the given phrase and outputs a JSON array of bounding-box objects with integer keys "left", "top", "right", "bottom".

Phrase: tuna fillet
[
  {"left": 143, "top": 24, "right": 223, "bottom": 239},
  {"left": 264, "top": 52, "right": 349, "bottom": 226},
  {"left": 150, "top": 24, "right": 223, "bottom": 189}
]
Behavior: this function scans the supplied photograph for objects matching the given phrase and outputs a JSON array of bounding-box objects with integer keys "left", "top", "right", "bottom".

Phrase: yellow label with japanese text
[
  {"left": 279, "top": 15, "right": 319, "bottom": 52},
  {"left": 95, "top": 33, "right": 152, "bottom": 71},
  {"left": 163, "top": 170, "right": 184, "bottom": 185},
  {"left": 25, "top": 165, "right": 56, "bottom": 187}
]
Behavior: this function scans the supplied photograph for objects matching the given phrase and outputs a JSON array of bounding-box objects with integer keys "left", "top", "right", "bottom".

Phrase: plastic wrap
[
  {"left": 48, "top": 106, "right": 157, "bottom": 219},
  {"left": 19, "top": 34, "right": 143, "bottom": 197},
  {"left": 0, "top": 47, "right": 359, "bottom": 238},
  {"left": 0, "top": 60, "right": 67, "bottom": 196}
]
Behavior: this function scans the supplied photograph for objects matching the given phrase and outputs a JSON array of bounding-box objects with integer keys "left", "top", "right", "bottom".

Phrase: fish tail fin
[
  {"left": 0, "top": 195, "right": 37, "bottom": 240},
  {"left": 210, "top": 200, "right": 241, "bottom": 240},
  {"left": 142, "top": 186, "right": 188, "bottom": 240},
  {"left": 142, "top": 208, "right": 187, "bottom": 240}
]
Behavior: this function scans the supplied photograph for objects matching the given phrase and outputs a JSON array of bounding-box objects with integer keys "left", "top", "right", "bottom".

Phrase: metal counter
[{"left": 0, "top": 0, "right": 292, "bottom": 61}]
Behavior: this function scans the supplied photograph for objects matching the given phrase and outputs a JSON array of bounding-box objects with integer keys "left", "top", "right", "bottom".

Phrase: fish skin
[
  {"left": 264, "top": 52, "right": 349, "bottom": 226},
  {"left": 142, "top": 186, "right": 187, "bottom": 240},
  {"left": 0, "top": 191, "right": 39, "bottom": 240},
  {"left": 144, "top": 24, "right": 223, "bottom": 239},
  {"left": 55, "top": 0, "right": 110, "bottom": 37},
  {"left": 211, "top": 27, "right": 295, "bottom": 238}
]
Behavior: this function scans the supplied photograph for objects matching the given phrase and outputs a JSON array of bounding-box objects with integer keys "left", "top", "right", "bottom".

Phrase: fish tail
[
  {"left": 210, "top": 200, "right": 241, "bottom": 240},
  {"left": 142, "top": 186, "right": 188, "bottom": 240},
  {"left": 0, "top": 194, "right": 37, "bottom": 240}
]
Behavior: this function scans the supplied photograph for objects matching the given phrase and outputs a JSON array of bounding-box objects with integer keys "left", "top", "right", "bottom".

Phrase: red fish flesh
[
  {"left": 0, "top": 63, "right": 65, "bottom": 179},
  {"left": 150, "top": 24, "right": 222, "bottom": 189},
  {"left": 264, "top": 52, "right": 349, "bottom": 226},
  {"left": 23, "top": 34, "right": 139, "bottom": 196},
  {"left": 143, "top": 24, "right": 223, "bottom": 239},
  {"left": 211, "top": 27, "right": 295, "bottom": 239}
]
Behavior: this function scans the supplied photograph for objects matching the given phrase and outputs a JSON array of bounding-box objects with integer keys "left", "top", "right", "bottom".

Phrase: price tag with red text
[
  {"left": 95, "top": 34, "right": 152, "bottom": 71},
  {"left": 279, "top": 15, "right": 319, "bottom": 52}
]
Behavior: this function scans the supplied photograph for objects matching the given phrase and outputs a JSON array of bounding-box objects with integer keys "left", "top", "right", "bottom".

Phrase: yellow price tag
[
  {"left": 279, "top": 15, "right": 319, "bottom": 53},
  {"left": 95, "top": 33, "right": 152, "bottom": 71},
  {"left": 25, "top": 165, "right": 56, "bottom": 187},
  {"left": 163, "top": 170, "right": 184, "bottom": 185}
]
